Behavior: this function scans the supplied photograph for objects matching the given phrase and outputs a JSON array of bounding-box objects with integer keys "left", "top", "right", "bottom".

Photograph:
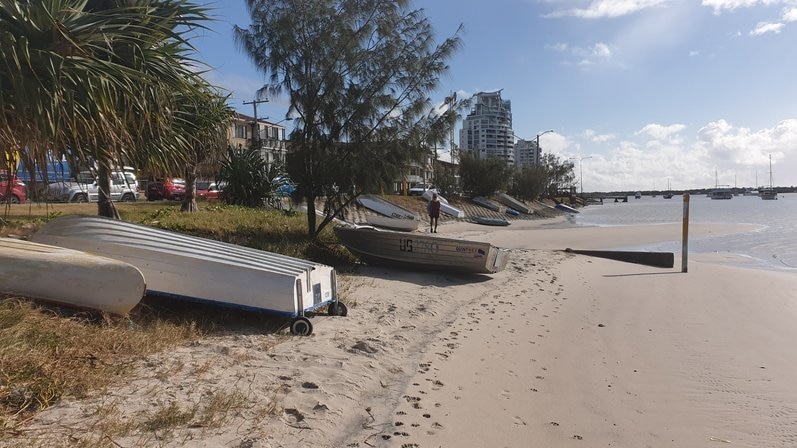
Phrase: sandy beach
[{"left": 11, "top": 218, "right": 797, "bottom": 448}]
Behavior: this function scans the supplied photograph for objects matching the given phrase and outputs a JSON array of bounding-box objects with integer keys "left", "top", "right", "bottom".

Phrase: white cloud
[
  {"left": 583, "top": 129, "right": 616, "bottom": 142},
  {"left": 701, "top": 0, "right": 780, "bottom": 14},
  {"left": 750, "top": 21, "right": 785, "bottom": 35},
  {"left": 553, "top": 119, "right": 797, "bottom": 191},
  {"left": 784, "top": 6, "right": 797, "bottom": 20},
  {"left": 636, "top": 123, "right": 687, "bottom": 140},
  {"left": 550, "top": 41, "right": 615, "bottom": 67},
  {"left": 545, "top": 0, "right": 671, "bottom": 19},
  {"left": 592, "top": 42, "right": 613, "bottom": 58},
  {"left": 689, "top": 50, "right": 700, "bottom": 56}
]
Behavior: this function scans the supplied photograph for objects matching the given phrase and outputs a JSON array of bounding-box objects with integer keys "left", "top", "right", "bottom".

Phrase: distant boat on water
[
  {"left": 760, "top": 154, "right": 778, "bottom": 200},
  {"left": 663, "top": 179, "right": 673, "bottom": 199},
  {"left": 709, "top": 168, "right": 733, "bottom": 200}
]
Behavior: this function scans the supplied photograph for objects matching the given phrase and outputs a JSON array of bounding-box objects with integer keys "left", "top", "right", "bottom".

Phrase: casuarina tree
[{"left": 235, "top": 0, "right": 462, "bottom": 237}]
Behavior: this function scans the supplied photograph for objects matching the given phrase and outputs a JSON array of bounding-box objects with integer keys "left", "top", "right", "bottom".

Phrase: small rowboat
[
  {"left": 357, "top": 194, "right": 416, "bottom": 219},
  {"left": 366, "top": 215, "right": 419, "bottom": 232},
  {"left": 334, "top": 225, "right": 509, "bottom": 274},
  {"left": 32, "top": 216, "right": 345, "bottom": 335},
  {"left": 472, "top": 216, "right": 510, "bottom": 226},
  {"left": 0, "top": 237, "right": 145, "bottom": 315},
  {"left": 422, "top": 190, "right": 465, "bottom": 218},
  {"left": 472, "top": 196, "right": 501, "bottom": 212},
  {"left": 505, "top": 208, "right": 520, "bottom": 216},
  {"left": 555, "top": 203, "right": 579, "bottom": 214},
  {"left": 496, "top": 192, "right": 531, "bottom": 214}
]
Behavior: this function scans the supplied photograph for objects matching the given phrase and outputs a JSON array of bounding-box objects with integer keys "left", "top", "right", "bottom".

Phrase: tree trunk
[
  {"left": 181, "top": 164, "right": 199, "bottom": 212},
  {"left": 96, "top": 165, "right": 119, "bottom": 219},
  {"left": 306, "top": 193, "right": 317, "bottom": 237}
]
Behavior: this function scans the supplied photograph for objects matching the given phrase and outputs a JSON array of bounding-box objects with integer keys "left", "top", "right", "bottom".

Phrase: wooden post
[{"left": 682, "top": 193, "right": 690, "bottom": 273}]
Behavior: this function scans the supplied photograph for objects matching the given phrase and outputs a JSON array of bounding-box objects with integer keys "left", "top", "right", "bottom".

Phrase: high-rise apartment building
[
  {"left": 514, "top": 138, "right": 540, "bottom": 168},
  {"left": 459, "top": 90, "right": 514, "bottom": 166}
]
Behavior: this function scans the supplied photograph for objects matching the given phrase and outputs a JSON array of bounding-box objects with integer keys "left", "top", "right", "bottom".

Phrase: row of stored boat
[
  {"left": 3, "top": 216, "right": 345, "bottom": 335},
  {"left": 1, "top": 192, "right": 531, "bottom": 330}
]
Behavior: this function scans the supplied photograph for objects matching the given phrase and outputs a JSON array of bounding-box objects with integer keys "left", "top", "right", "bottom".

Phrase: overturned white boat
[
  {"left": 31, "top": 216, "right": 345, "bottom": 335},
  {"left": 422, "top": 190, "right": 465, "bottom": 218},
  {"left": 334, "top": 225, "right": 509, "bottom": 274},
  {"left": 357, "top": 194, "right": 416, "bottom": 219},
  {"left": 0, "top": 237, "right": 145, "bottom": 315},
  {"left": 472, "top": 196, "right": 501, "bottom": 212},
  {"left": 365, "top": 215, "right": 419, "bottom": 232},
  {"left": 496, "top": 192, "right": 532, "bottom": 214}
]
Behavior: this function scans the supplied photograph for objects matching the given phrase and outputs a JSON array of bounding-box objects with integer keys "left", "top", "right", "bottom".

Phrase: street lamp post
[
  {"left": 579, "top": 156, "right": 592, "bottom": 196},
  {"left": 535, "top": 130, "right": 554, "bottom": 165}
]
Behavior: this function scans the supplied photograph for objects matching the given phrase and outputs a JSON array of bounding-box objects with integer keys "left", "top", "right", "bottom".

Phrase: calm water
[{"left": 572, "top": 192, "right": 797, "bottom": 272}]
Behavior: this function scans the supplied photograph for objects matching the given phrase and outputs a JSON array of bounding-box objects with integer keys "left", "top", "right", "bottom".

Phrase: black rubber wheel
[
  {"left": 290, "top": 317, "right": 313, "bottom": 336},
  {"left": 120, "top": 193, "right": 136, "bottom": 202},
  {"left": 10, "top": 195, "right": 20, "bottom": 204},
  {"left": 328, "top": 302, "right": 348, "bottom": 317},
  {"left": 72, "top": 193, "right": 88, "bottom": 203}
]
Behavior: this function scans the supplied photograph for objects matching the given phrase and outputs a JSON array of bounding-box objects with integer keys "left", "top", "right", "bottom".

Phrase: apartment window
[{"left": 234, "top": 124, "right": 247, "bottom": 139}]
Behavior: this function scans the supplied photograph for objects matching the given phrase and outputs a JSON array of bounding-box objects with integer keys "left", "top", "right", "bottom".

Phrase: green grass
[{"left": 0, "top": 200, "right": 358, "bottom": 437}]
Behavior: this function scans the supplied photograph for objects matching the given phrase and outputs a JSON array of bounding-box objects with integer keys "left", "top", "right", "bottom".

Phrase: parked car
[
  {"left": 45, "top": 171, "right": 137, "bottom": 203},
  {"left": 274, "top": 177, "right": 295, "bottom": 197},
  {"left": 196, "top": 181, "right": 224, "bottom": 202},
  {"left": 408, "top": 183, "right": 434, "bottom": 196},
  {"left": 146, "top": 178, "right": 186, "bottom": 201},
  {"left": 0, "top": 171, "right": 26, "bottom": 204}
]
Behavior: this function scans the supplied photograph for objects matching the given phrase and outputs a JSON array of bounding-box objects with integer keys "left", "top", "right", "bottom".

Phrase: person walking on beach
[{"left": 427, "top": 192, "right": 441, "bottom": 233}]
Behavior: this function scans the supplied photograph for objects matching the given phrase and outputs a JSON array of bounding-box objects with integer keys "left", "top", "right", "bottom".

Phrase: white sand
[{"left": 12, "top": 219, "right": 797, "bottom": 448}]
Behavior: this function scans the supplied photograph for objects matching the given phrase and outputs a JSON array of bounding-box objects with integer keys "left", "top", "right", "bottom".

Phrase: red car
[
  {"left": 0, "top": 171, "right": 26, "bottom": 204},
  {"left": 196, "top": 181, "right": 224, "bottom": 202},
  {"left": 146, "top": 177, "right": 186, "bottom": 201}
]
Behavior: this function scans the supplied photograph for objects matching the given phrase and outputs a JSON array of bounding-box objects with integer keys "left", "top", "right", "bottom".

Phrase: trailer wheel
[
  {"left": 290, "top": 317, "right": 313, "bottom": 336},
  {"left": 328, "top": 302, "right": 348, "bottom": 317}
]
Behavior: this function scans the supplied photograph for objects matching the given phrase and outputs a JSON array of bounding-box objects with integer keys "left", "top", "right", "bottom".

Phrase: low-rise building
[{"left": 228, "top": 113, "right": 289, "bottom": 168}]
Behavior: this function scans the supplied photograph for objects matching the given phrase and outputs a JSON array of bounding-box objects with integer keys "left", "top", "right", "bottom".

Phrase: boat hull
[
  {"left": 31, "top": 216, "right": 338, "bottom": 318},
  {"left": 357, "top": 194, "right": 416, "bottom": 219},
  {"left": 555, "top": 203, "right": 580, "bottom": 213},
  {"left": 0, "top": 238, "right": 145, "bottom": 315},
  {"left": 366, "top": 215, "right": 419, "bottom": 231},
  {"left": 334, "top": 226, "right": 509, "bottom": 274},
  {"left": 422, "top": 190, "right": 465, "bottom": 218},
  {"left": 472, "top": 196, "right": 501, "bottom": 212},
  {"left": 472, "top": 216, "right": 510, "bottom": 226},
  {"left": 496, "top": 193, "right": 531, "bottom": 214}
]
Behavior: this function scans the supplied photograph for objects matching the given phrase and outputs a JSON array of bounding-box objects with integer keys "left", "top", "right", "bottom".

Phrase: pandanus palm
[{"left": 0, "top": 0, "right": 214, "bottom": 216}]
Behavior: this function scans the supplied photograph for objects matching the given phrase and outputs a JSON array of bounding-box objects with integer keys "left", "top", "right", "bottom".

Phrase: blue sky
[{"left": 192, "top": 0, "right": 797, "bottom": 192}]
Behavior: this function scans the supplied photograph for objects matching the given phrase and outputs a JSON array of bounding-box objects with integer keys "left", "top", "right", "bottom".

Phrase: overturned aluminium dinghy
[
  {"left": 357, "top": 194, "right": 416, "bottom": 219},
  {"left": 422, "top": 190, "right": 465, "bottom": 218},
  {"left": 335, "top": 225, "right": 509, "bottom": 274},
  {"left": 0, "top": 237, "right": 145, "bottom": 315},
  {"left": 365, "top": 215, "right": 419, "bottom": 232},
  {"left": 31, "top": 216, "right": 345, "bottom": 335},
  {"left": 496, "top": 193, "right": 532, "bottom": 214}
]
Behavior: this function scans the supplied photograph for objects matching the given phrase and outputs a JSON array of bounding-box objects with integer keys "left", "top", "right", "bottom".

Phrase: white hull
[
  {"left": 0, "top": 238, "right": 145, "bottom": 315},
  {"left": 365, "top": 215, "right": 419, "bottom": 231},
  {"left": 31, "top": 216, "right": 339, "bottom": 319},
  {"left": 495, "top": 193, "right": 531, "bottom": 214},
  {"left": 357, "top": 194, "right": 416, "bottom": 219},
  {"left": 335, "top": 226, "right": 509, "bottom": 274},
  {"left": 472, "top": 196, "right": 501, "bottom": 212},
  {"left": 422, "top": 190, "right": 465, "bottom": 218},
  {"left": 555, "top": 203, "right": 580, "bottom": 213}
]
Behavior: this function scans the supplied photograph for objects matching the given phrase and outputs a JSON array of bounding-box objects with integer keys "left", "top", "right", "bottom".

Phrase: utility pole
[{"left": 243, "top": 98, "right": 269, "bottom": 143}]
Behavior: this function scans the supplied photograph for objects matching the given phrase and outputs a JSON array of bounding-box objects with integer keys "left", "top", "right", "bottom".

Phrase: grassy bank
[{"left": 0, "top": 201, "right": 357, "bottom": 436}]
